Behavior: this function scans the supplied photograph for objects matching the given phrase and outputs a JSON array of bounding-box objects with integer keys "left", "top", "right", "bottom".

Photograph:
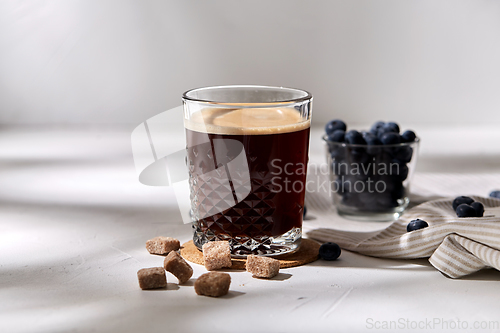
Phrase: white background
[{"left": 1, "top": 0, "right": 500, "bottom": 126}]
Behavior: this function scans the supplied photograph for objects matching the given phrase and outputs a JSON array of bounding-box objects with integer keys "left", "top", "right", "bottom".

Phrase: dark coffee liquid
[{"left": 186, "top": 127, "right": 310, "bottom": 253}]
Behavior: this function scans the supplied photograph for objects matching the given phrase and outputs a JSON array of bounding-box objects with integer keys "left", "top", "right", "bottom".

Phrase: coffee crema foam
[{"left": 184, "top": 107, "right": 310, "bottom": 135}]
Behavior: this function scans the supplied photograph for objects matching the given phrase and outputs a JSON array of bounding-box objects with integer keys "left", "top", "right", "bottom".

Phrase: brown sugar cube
[
  {"left": 137, "top": 267, "right": 167, "bottom": 290},
  {"left": 202, "top": 241, "right": 232, "bottom": 271},
  {"left": 163, "top": 251, "right": 193, "bottom": 284},
  {"left": 246, "top": 255, "right": 280, "bottom": 278},
  {"left": 194, "top": 272, "right": 231, "bottom": 297},
  {"left": 146, "top": 236, "right": 180, "bottom": 255}
]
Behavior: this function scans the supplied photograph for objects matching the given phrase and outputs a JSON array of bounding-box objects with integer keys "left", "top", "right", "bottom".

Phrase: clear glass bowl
[{"left": 323, "top": 136, "right": 420, "bottom": 222}]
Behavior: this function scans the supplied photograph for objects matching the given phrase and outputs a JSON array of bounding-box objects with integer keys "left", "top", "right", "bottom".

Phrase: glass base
[
  {"left": 336, "top": 197, "right": 410, "bottom": 222},
  {"left": 193, "top": 224, "right": 302, "bottom": 258}
]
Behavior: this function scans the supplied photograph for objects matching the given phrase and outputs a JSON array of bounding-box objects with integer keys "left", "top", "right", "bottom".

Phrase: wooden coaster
[{"left": 180, "top": 238, "right": 320, "bottom": 270}]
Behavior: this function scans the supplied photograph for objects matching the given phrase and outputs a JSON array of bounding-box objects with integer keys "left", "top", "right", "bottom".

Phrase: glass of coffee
[{"left": 182, "top": 85, "right": 312, "bottom": 257}]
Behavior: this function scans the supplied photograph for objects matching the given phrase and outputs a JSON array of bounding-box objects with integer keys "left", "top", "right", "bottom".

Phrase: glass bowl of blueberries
[{"left": 323, "top": 120, "right": 420, "bottom": 222}]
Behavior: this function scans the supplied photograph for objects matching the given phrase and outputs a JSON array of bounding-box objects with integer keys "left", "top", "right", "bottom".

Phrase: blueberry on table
[
  {"left": 407, "top": 219, "right": 429, "bottom": 232},
  {"left": 319, "top": 242, "right": 341, "bottom": 261},
  {"left": 452, "top": 196, "right": 475, "bottom": 210},
  {"left": 328, "top": 129, "right": 345, "bottom": 142},
  {"left": 345, "top": 130, "right": 366, "bottom": 145},
  {"left": 380, "top": 132, "right": 401, "bottom": 145},
  {"left": 471, "top": 202, "right": 484, "bottom": 217},
  {"left": 490, "top": 190, "right": 500, "bottom": 199},
  {"left": 303, "top": 205, "right": 307, "bottom": 219},
  {"left": 456, "top": 204, "right": 477, "bottom": 218},
  {"left": 401, "top": 130, "right": 416, "bottom": 143},
  {"left": 325, "top": 119, "right": 347, "bottom": 135}
]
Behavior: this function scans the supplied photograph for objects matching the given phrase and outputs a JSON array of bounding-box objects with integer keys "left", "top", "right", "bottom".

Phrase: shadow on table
[
  {"left": 306, "top": 249, "right": 435, "bottom": 272},
  {"left": 221, "top": 290, "right": 246, "bottom": 299},
  {"left": 306, "top": 249, "right": 500, "bottom": 281},
  {"left": 250, "top": 272, "right": 292, "bottom": 281},
  {"left": 450, "top": 268, "right": 500, "bottom": 281},
  {"left": 141, "top": 283, "right": 180, "bottom": 291},
  {"left": 180, "top": 279, "right": 195, "bottom": 287}
]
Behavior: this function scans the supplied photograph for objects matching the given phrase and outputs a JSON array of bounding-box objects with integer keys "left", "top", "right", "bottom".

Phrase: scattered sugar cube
[
  {"left": 163, "top": 251, "right": 193, "bottom": 284},
  {"left": 202, "top": 241, "right": 232, "bottom": 271},
  {"left": 146, "top": 236, "right": 180, "bottom": 255},
  {"left": 194, "top": 272, "right": 231, "bottom": 297},
  {"left": 246, "top": 255, "right": 280, "bottom": 278},
  {"left": 137, "top": 267, "right": 167, "bottom": 290}
]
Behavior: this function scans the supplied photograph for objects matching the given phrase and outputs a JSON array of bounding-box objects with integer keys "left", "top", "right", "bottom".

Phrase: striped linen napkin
[{"left": 307, "top": 196, "right": 500, "bottom": 278}]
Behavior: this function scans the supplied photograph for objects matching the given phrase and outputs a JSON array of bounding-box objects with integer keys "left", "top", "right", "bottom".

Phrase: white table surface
[{"left": 1, "top": 124, "right": 500, "bottom": 333}]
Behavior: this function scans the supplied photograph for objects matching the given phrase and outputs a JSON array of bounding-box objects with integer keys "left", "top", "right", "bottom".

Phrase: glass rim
[
  {"left": 322, "top": 134, "right": 420, "bottom": 148},
  {"left": 182, "top": 85, "right": 313, "bottom": 106}
]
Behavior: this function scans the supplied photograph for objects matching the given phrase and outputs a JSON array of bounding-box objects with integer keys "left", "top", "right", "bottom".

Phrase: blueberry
[
  {"left": 341, "top": 191, "right": 362, "bottom": 207},
  {"left": 329, "top": 145, "right": 345, "bottom": 160},
  {"left": 452, "top": 196, "right": 475, "bottom": 211},
  {"left": 325, "top": 119, "right": 347, "bottom": 135},
  {"left": 393, "top": 146, "right": 413, "bottom": 163},
  {"left": 385, "top": 122, "right": 400, "bottom": 133},
  {"left": 349, "top": 147, "right": 370, "bottom": 164},
  {"left": 364, "top": 134, "right": 381, "bottom": 145},
  {"left": 407, "top": 219, "right": 429, "bottom": 232},
  {"left": 303, "top": 205, "right": 307, "bottom": 219},
  {"left": 332, "top": 160, "right": 348, "bottom": 176},
  {"left": 471, "top": 202, "right": 484, "bottom": 217},
  {"left": 380, "top": 132, "right": 401, "bottom": 145},
  {"left": 401, "top": 130, "right": 416, "bottom": 143},
  {"left": 352, "top": 164, "right": 370, "bottom": 181},
  {"left": 328, "top": 129, "right": 345, "bottom": 142},
  {"left": 370, "top": 121, "right": 385, "bottom": 135},
  {"left": 319, "top": 242, "right": 341, "bottom": 261},
  {"left": 345, "top": 130, "right": 366, "bottom": 145},
  {"left": 377, "top": 122, "right": 400, "bottom": 137},
  {"left": 456, "top": 204, "right": 477, "bottom": 218},
  {"left": 334, "top": 176, "right": 355, "bottom": 193},
  {"left": 376, "top": 128, "right": 389, "bottom": 138},
  {"left": 489, "top": 190, "right": 500, "bottom": 199},
  {"left": 365, "top": 135, "right": 382, "bottom": 154},
  {"left": 377, "top": 123, "right": 399, "bottom": 139},
  {"left": 361, "top": 131, "right": 375, "bottom": 143},
  {"left": 389, "top": 162, "right": 408, "bottom": 181},
  {"left": 391, "top": 182, "right": 406, "bottom": 200},
  {"left": 376, "top": 174, "right": 392, "bottom": 192}
]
